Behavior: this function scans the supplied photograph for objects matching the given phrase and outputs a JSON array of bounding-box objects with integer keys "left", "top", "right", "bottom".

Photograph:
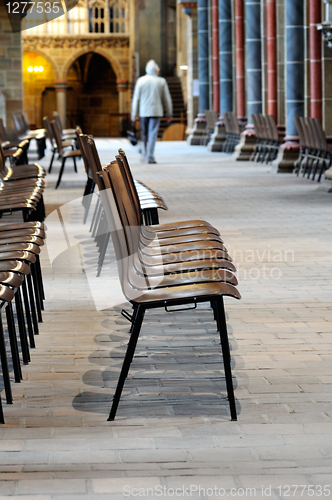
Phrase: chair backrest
[
  {"left": 50, "top": 120, "right": 64, "bottom": 155},
  {"left": 313, "top": 118, "right": 328, "bottom": 151},
  {"left": 43, "top": 116, "right": 55, "bottom": 147},
  {"left": 12, "top": 114, "right": 24, "bottom": 136},
  {"left": 117, "top": 149, "right": 143, "bottom": 226},
  {"left": 53, "top": 111, "right": 63, "bottom": 133},
  {"left": 76, "top": 131, "right": 92, "bottom": 178},
  {"left": 222, "top": 112, "right": 231, "bottom": 134},
  {"left": 0, "top": 117, "right": 8, "bottom": 143},
  {"left": 229, "top": 112, "right": 240, "bottom": 135},
  {"left": 251, "top": 114, "right": 262, "bottom": 139},
  {"left": 293, "top": 117, "right": 306, "bottom": 148},
  {"left": 266, "top": 115, "right": 279, "bottom": 141},
  {"left": 204, "top": 110, "right": 218, "bottom": 130},
  {"left": 0, "top": 138, "right": 7, "bottom": 175}
]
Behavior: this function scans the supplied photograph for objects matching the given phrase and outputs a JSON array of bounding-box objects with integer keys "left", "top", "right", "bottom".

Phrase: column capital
[
  {"left": 177, "top": 0, "right": 197, "bottom": 15},
  {"left": 116, "top": 80, "right": 129, "bottom": 92},
  {"left": 55, "top": 81, "right": 67, "bottom": 92}
]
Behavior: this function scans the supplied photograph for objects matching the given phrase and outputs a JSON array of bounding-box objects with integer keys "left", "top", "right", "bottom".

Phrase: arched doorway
[
  {"left": 23, "top": 51, "right": 56, "bottom": 128},
  {"left": 67, "top": 52, "right": 118, "bottom": 136}
]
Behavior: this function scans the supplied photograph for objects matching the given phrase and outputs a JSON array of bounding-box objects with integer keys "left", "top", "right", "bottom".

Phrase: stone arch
[
  {"left": 22, "top": 46, "right": 60, "bottom": 80},
  {"left": 61, "top": 47, "right": 125, "bottom": 81}
]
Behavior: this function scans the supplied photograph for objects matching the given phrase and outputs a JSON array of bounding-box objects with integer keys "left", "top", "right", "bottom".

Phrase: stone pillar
[
  {"left": 55, "top": 81, "right": 67, "bottom": 128},
  {"left": 245, "top": 0, "right": 262, "bottom": 121},
  {"left": 233, "top": 0, "right": 262, "bottom": 160},
  {"left": 235, "top": 0, "right": 245, "bottom": 120},
  {"left": 267, "top": 0, "right": 277, "bottom": 121},
  {"left": 212, "top": 0, "right": 219, "bottom": 113},
  {"left": 208, "top": 0, "right": 232, "bottom": 151},
  {"left": 0, "top": 4, "right": 23, "bottom": 130},
  {"left": 116, "top": 79, "right": 128, "bottom": 137},
  {"left": 197, "top": 0, "right": 210, "bottom": 113},
  {"left": 322, "top": 1, "right": 332, "bottom": 134},
  {"left": 273, "top": 0, "right": 304, "bottom": 172},
  {"left": 310, "top": 0, "right": 322, "bottom": 121},
  {"left": 219, "top": 0, "right": 233, "bottom": 114},
  {"left": 186, "top": 7, "right": 199, "bottom": 133},
  {"left": 188, "top": 1, "right": 209, "bottom": 145}
]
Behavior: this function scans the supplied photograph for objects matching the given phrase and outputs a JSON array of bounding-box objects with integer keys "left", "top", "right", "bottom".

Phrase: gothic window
[
  {"left": 68, "top": 0, "right": 87, "bottom": 34},
  {"left": 88, "top": 0, "right": 105, "bottom": 33},
  {"left": 109, "top": 0, "right": 127, "bottom": 33}
]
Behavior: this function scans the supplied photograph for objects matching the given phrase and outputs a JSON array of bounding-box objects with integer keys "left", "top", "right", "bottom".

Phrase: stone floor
[{"left": 0, "top": 139, "right": 332, "bottom": 499}]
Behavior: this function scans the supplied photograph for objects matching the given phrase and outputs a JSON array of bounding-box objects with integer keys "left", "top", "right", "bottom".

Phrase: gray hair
[{"left": 145, "top": 60, "right": 159, "bottom": 75}]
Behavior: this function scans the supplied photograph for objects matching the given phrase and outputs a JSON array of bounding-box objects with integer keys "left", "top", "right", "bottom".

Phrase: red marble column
[
  {"left": 235, "top": 0, "right": 245, "bottom": 119},
  {"left": 267, "top": 0, "right": 277, "bottom": 122},
  {"left": 212, "top": 0, "right": 220, "bottom": 113},
  {"left": 310, "top": 0, "right": 322, "bottom": 121}
]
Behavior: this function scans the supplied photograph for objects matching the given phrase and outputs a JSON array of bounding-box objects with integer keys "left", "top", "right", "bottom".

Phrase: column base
[
  {"left": 187, "top": 114, "right": 209, "bottom": 146},
  {"left": 207, "top": 120, "right": 226, "bottom": 152},
  {"left": 232, "top": 126, "right": 257, "bottom": 161},
  {"left": 271, "top": 140, "right": 301, "bottom": 173}
]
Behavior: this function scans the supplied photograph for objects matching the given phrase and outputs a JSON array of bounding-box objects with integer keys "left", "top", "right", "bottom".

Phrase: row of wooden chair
[
  {"left": 43, "top": 114, "right": 81, "bottom": 188},
  {"left": 79, "top": 136, "right": 241, "bottom": 421},
  {"left": 223, "top": 112, "right": 241, "bottom": 153},
  {"left": 0, "top": 220, "right": 47, "bottom": 423},
  {"left": 77, "top": 132, "right": 168, "bottom": 276},
  {"left": 0, "top": 130, "right": 47, "bottom": 422},
  {"left": 12, "top": 113, "right": 46, "bottom": 160},
  {"left": 294, "top": 116, "right": 332, "bottom": 182},
  {"left": 251, "top": 114, "right": 281, "bottom": 163}
]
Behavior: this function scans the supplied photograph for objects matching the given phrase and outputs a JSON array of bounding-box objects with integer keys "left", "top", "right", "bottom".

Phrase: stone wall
[{"left": 0, "top": 5, "right": 23, "bottom": 130}]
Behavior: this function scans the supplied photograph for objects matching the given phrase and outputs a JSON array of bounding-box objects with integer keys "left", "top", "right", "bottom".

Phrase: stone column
[
  {"left": 321, "top": 1, "right": 332, "bottom": 134},
  {"left": 235, "top": 0, "right": 245, "bottom": 120},
  {"left": 273, "top": 0, "right": 304, "bottom": 172},
  {"left": 310, "top": 0, "right": 322, "bottom": 121},
  {"left": 245, "top": 0, "right": 262, "bottom": 121},
  {"left": 219, "top": 0, "right": 233, "bottom": 114},
  {"left": 233, "top": 0, "right": 262, "bottom": 160},
  {"left": 115, "top": 79, "right": 128, "bottom": 137},
  {"left": 208, "top": 0, "right": 233, "bottom": 151},
  {"left": 197, "top": 0, "right": 210, "bottom": 113},
  {"left": 55, "top": 81, "right": 67, "bottom": 128},
  {"left": 212, "top": 0, "right": 219, "bottom": 113},
  {"left": 267, "top": 0, "right": 277, "bottom": 121},
  {"left": 188, "top": 1, "right": 209, "bottom": 145}
]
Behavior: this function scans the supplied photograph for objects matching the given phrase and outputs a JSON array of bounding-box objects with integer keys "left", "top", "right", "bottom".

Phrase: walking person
[{"left": 131, "top": 60, "right": 173, "bottom": 164}]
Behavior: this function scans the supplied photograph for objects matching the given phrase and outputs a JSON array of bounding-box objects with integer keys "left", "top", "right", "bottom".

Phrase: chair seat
[
  {"left": 0, "top": 251, "right": 36, "bottom": 264},
  {"left": 0, "top": 271, "right": 22, "bottom": 288},
  {"left": 0, "top": 284, "right": 14, "bottom": 302},
  {"left": 131, "top": 281, "right": 240, "bottom": 306},
  {"left": 63, "top": 149, "right": 81, "bottom": 159},
  {"left": 0, "top": 260, "right": 30, "bottom": 274}
]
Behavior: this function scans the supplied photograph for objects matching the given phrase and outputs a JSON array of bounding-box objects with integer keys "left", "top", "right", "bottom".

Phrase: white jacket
[{"left": 131, "top": 74, "right": 173, "bottom": 120}]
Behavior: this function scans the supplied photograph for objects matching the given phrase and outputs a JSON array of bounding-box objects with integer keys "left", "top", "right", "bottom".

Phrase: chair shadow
[{"left": 72, "top": 305, "right": 242, "bottom": 420}]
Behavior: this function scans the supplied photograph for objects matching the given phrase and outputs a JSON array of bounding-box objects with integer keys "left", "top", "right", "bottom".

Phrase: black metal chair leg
[
  {"left": 14, "top": 291, "right": 30, "bottom": 364},
  {"left": 48, "top": 149, "right": 55, "bottom": 173},
  {"left": 35, "top": 255, "right": 45, "bottom": 302},
  {"left": 108, "top": 305, "right": 145, "bottom": 421},
  {"left": 0, "top": 395, "right": 4, "bottom": 424},
  {"left": 26, "top": 274, "right": 39, "bottom": 335},
  {"left": 22, "top": 280, "right": 36, "bottom": 345},
  {"left": 5, "top": 303, "right": 22, "bottom": 383},
  {"left": 214, "top": 297, "right": 237, "bottom": 421},
  {"left": 55, "top": 157, "right": 66, "bottom": 189},
  {"left": 30, "top": 265, "right": 43, "bottom": 323},
  {"left": 73, "top": 156, "right": 77, "bottom": 173},
  {"left": 0, "top": 311, "right": 13, "bottom": 404}
]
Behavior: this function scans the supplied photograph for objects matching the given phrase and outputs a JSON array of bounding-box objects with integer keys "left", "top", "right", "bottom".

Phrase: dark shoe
[{"left": 148, "top": 160, "right": 157, "bottom": 164}]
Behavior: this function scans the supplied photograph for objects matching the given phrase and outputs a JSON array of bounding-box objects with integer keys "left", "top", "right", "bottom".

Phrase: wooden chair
[
  {"left": 50, "top": 121, "right": 81, "bottom": 189},
  {"left": 97, "top": 162, "right": 240, "bottom": 421}
]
